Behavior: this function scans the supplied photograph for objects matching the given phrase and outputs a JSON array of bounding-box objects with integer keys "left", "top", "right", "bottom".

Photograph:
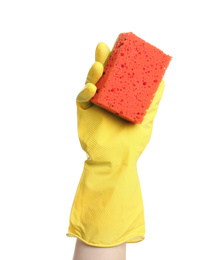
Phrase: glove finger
[
  {"left": 95, "top": 42, "right": 111, "bottom": 65},
  {"left": 150, "top": 79, "right": 165, "bottom": 109},
  {"left": 76, "top": 100, "right": 92, "bottom": 110},
  {"left": 76, "top": 83, "right": 97, "bottom": 109},
  {"left": 85, "top": 61, "right": 103, "bottom": 85},
  {"left": 142, "top": 80, "right": 165, "bottom": 125},
  {"left": 77, "top": 42, "right": 110, "bottom": 110}
]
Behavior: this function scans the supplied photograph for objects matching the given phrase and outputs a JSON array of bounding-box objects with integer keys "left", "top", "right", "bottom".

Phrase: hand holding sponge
[{"left": 67, "top": 33, "right": 171, "bottom": 247}]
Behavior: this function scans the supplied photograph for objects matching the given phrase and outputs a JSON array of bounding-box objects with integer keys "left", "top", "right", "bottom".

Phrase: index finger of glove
[
  {"left": 77, "top": 42, "right": 110, "bottom": 109},
  {"left": 95, "top": 42, "right": 111, "bottom": 65},
  {"left": 85, "top": 42, "right": 110, "bottom": 85}
]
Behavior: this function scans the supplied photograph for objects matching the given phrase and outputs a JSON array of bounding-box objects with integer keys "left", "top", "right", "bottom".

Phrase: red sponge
[{"left": 90, "top": 32, "right": 172, "bottom": 124}]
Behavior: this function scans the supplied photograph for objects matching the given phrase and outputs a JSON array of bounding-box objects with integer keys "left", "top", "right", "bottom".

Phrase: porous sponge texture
[{"left": 90, "top": 32, "right": 172, "bottom": 124}]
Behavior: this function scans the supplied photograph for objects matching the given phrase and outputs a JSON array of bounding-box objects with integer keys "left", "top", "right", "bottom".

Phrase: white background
[{"left": 0, "top": 0, "right": 220, "bottom": 259}]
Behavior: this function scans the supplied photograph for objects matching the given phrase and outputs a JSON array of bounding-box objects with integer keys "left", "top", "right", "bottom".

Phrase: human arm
[{"left": 73, "top": 238, "right": 126, "bottom": 260}]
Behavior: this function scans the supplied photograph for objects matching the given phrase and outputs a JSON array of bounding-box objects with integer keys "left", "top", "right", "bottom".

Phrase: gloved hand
[{"left": 67, "top": 42, "right": 165, "bottom": 247}]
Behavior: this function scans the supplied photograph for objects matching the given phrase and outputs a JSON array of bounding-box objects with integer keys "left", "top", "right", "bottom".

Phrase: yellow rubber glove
[{"left": 67, "top": 42, "right": 165, "bottom": 247}]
